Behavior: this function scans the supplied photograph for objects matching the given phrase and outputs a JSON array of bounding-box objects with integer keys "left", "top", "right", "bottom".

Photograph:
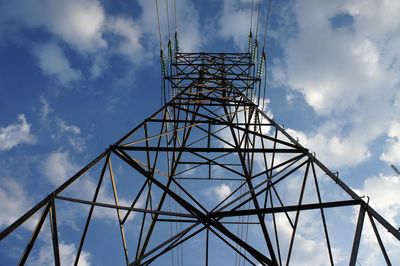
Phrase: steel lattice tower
[{"left": 1, "top": 52, "right": 399, "bottom": 265}]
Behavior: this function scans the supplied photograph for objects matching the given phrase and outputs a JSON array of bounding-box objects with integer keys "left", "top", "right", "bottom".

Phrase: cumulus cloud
[
  {"left": 137, "top": 0, "right": 203, "bottom": 52},
  {"left": 33, "top": 42, "right": 81, "bottom": 86},
  {"left": 0, "top": 114, "right": 36, "bottom": 151},
  {"left": 217, "top": 0, "right": 254, "bottom": 49},
  {"left": 0, "top": 177, "right": 31, "bottom": 228},
  {"left": 356, "top": 174, "right": 400, "bottom": 224},
  {"left": 0, "top": 0, "right": 205, "bottom": 84},
  {"left": 270, "top": 213, "right": 344, "bottom": 265},
  {"left": 272, "top": 0, "right": 400, "bottom": 168},
  {"left": 206, "top": 183, "right": 232, "bottom": 202},
  {"left": 0, "top": 0, "right": 106, "bottom": 52},
  {"left": 42, "top": 151, "right": 140, "bottom": 221},
  {"left": 43, "top": 151, "right": 79, "bottom": 187},
  {"left": 380, "top": 121, "right": 400, "bottom": 165},
  {"left": 354, "top": 173, "right": 400, "bottom": 264},
  {"left": 107, "top": 17, "right": 144, "bottom": 59},
  {"left": 31, "top": 242, "right": 91, "bottom": 266},
  {"left": 285, "top": 128, "right": 371, "bottom": 168}
]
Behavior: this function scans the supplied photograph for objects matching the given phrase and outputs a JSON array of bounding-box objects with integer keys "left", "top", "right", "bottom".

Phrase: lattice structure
[{"left": 1, "top": 52, "right": 399, "bottom": 265}]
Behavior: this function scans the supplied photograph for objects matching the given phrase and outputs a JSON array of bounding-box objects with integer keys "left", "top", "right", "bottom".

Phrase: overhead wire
[
  {"left": 166, "top": 0, "right": 171, "bottom": 39},
  {"left": 173, "top": 0, "right": 179, "bottom": 99},
  {"left": 166, "top": 0, "right": 174, "bottom": 102},
  {"left": 173, "top": 0, "right": 179, "bottom": 55},
  {"left": 155, "top": 0, "right": 166, "bottom": 106},
  {"left": 166, "top": 0, "right": 173, "bottom": 62},
  {"left": 164, "top": 120, "right": 175, "bottom": 266},
  {"left": 248, "top": 0, "right": 254, "bottom": 55},
  {"left": 168, "top": 2, "right": 184, "bottom": 257},
  {"left": 235, "top": 183, "right": 246, "bottom": 266},
  {"left": 250, "top": 0, "right": 255, "bottom": 33},
  {"left": 174, "top": 0, "right": 178, "bottom": 32},
  {"left": 252, "top": 0, "right": 262, "bottom": 65},
  {"left": 261, "top": 0, "right": 272, "bottom": 110},
  {"left": 255, "top": 0, "right": 262, "bottom": 42},
  {"left": 155, "top": 0, "right": 163, "bottom": 50},
  {"left": 247, "top": 0, "right": 255, "bottom": 100},
  {"left": 262, "top": 0, "right": 272, "bottom": 51},
  {"left": 154, "top": 0, "right": 273, "bottom": 263}
]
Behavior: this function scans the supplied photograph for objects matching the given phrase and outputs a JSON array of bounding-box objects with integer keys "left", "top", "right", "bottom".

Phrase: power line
[
  {"left": 255, "top": 0, "right": 262, "bottom": 41},
  {"left": 166, "top": 0, "right": 171, "bottom": 39},
  {"left": 249, "top": 0, "right": 254, "bottom": 33},
  {"left": 262, "top": 0, "right": 272, "bottom": 50},
  {"left": 174, "top": 0, "right": 178, "bottom": 32},
  {"left": 155, "top": 0, "right": 163, "bottom": 49}
]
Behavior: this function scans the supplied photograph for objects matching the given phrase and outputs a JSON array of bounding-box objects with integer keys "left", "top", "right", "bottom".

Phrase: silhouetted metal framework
[{"left": 1, "top": 52, "right": 399, "bottom": 265}]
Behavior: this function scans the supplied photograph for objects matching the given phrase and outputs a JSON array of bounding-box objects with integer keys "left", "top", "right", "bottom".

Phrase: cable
[
  {"left": 156, "top": 0, "right": 167, "bottom": 105},
  {"left": 248, "top": 0, "right": 254, "bottom": 55},
  {"left": 174, "top": 0, "right": 178, "bottom": 32},
  {"left": 261, "top": 0, "right": 272, "bottom": 109},
  {"left": 249, "top": 0, "right": 254, "bottom": 33},
  {"left": 155, "top": 0, "right": 163, "bottom": 50},
  {"left": 255, "top": 0, "right": 262, "bottom": 42},
  {"left": 262, "top": 0, "right": 272, "bottom": 50},
  {"left": 166, "top": 0, "right": 173, "bottom": 101},
  {"left": 261, "top": 53, "right": 268, "bottom": 110},
  {"left": 166, "top": 0, "right": 171, "bottom": 39}
]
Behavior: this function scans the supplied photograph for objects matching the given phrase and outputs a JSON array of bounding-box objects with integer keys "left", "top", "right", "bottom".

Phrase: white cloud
[
  {"left": 39, "top": 97, "right": 86, "bottom": 153},
  {"left": 356, "top": 174, "right": 400, "bottom": 224},
  {"left": 0, "top": 177, "right": 31, "bottom": 228},
  {"left": 217, "top": 0, "right": 254, "bottom": 49},
  {"left": 137, "top": 0, "right": 203, "bottom": 52},
  {"left": 176, "top": 3, "right": 203, "bottom": 52},
  {"left": 60, "top": 243, "right": 91, "bottom": 266},
  {"left": 272, "top": 0, "right": 400, "bottom": 168},
  {"left": 31, "top": 241, "right": 91, "bottom": 266},
  {"left": 1, "top": 0, "right": 204, "bottom": 83},
  {"left": 55, "top": 119, "right": 86, "bottom": 152},
  {"left": 286, "top": 128, "right": 371, "bottom": 168},
  {"left": 56, "top": 120, "right": 81, "bottom": 135},
  {"left": 272, "top": 213, "right": 344, "bottom": 265},
  {"left": 354, "top": 173, "right": 400, "bottom": 264},
  {"left": 0, "top": 0, "right": 134, "bottom": 81},
  {"left": 380, "top": 121, "right": 400, "bottom": 165},
  {"left": 42, "top": 151, "right": 140, "bottom": 221},
  {"left": 0, "top": 0, "right": 106, "bottom": 53},
  {"left": 89, "top": 54, "right": 109, "bottom": 80},
  {"left": 0, "top": 114, "right": 36, "bottom": 151},
  {"left": 39, "top": 96, "right": 53, "bottom": 121},
  {"left": 381, "top": 142, "right": 400, "bottom": 166},
  {"left": 43, "top": 151, "right": 79, "bottom": 187},
  {"left": 33, "top": 42, "right": 81, "bottom": 86},
  {"left": 107, "top": 17, "right": 145, "bottom": 60},
  {"left": 206, "top": 183, "right": 232, "bottom": 202},
  {"left": 45, "top": 0, "right": 106, "bottom": 52}
]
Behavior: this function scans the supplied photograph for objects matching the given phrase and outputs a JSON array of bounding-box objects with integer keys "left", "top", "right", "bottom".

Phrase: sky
[{"left": 0, "top": 0, "right": 400, "bottom": 265}]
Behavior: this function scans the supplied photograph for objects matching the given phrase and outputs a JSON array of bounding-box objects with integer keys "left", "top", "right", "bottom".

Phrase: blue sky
[{"left": 0, "top": 0, "right": 400, "bottom": 265}]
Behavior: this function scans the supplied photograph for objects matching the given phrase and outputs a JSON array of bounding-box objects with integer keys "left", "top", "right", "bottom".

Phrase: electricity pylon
[{"left": 1, "top": 52, "right": 399, "bottom": 265}]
